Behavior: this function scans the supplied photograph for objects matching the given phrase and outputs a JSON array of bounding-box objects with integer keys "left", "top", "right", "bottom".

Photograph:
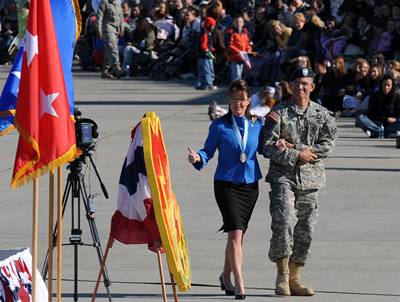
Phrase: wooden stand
[
  {"left": 32, "top": 178, "right": 39, "bottom": 302},
  {"left": 157, "top": 249, "right": 168, "bottom": 302},
  {"left": 91, "top": 241, "right": 179, "bottom": 302},
  {"left": 48, "top": 171, "right": 54, "bottom": 302},
  {"left": 91, "top": 236, "right": 114, "bottom": 302},
  {"left": 57, "top": 168, "right": 63, "bottom": 302},
  {"left": 169, "top": 271, "right": 179, "bottom": 302}
]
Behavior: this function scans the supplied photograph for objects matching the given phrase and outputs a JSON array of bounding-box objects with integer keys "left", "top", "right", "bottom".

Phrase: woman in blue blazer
[{"left": 188, "top": 80, "right": 263, "bottom": 300}]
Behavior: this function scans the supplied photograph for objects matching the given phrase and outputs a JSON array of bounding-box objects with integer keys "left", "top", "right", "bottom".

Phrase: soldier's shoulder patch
[{"left": 267, "top": 111, "right": 280, "bottom": 123}]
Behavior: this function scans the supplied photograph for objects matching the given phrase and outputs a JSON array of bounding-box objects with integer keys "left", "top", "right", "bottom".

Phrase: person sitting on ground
[
  {"left": 181, "top": 6, "right": 201, "bottom": 41},
  {"left": 278, "top": 80, "right": 293, "bottom": 103},
  {"left": 253, "top": 6, "right": 269, "bottom": 48},
  {"left": 208, "top": 100, "right": 228, "bottom": 121},
  {"left": 368, "top": 64, "right": 384, "bottom": 93},
  {"left": 290, "top": 0, "right": 310, "bottom": 14},
  {"left": 152, "top": 2, "right": 180, "bottom": 43},
  {"left": 267, "top": 20, "right": 292, "bottom": 51},
  {"left": 371, "top": 53, "right": 386, "bottom": 68},
  {"left": 311, "top": 57, "right": 329, "bottom": 106},
  {"left": 386, "top": 60, "right": 400, "bottom": 82},
  {"left": 121, "top": 17, "right": 156, "bottom": 76},
  {"left": 287, "top": 13, "right": 309, "bottom": 51},
  {"left": 354, "top": 15, "right": 373, "bottom": 56},
  {"left": 323, "top": 55, "right": 348, "bottom": 114},
  {"left": 356, "top": 74, "right": 400, "bottom": 138},
  {"left": 342, "top": 58, "right": 370, "bottom": 115},
  {"left": 249, "top": 85, "right": 277, "bottom": 121}
]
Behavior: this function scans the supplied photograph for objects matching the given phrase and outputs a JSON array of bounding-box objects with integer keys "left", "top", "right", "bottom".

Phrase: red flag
[{"left": 11, "top": 0, "right": 78, "bottom": 188}]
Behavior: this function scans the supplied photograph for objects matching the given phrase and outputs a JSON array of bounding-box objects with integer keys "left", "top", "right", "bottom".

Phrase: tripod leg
[
  {"left": 92, "top": 237, "right": 113, "bottom": 302},
  {"left": 78, "top": 178, "right": 112, "bottom": 301},
  {"left": 74, "top": 244, "right": 78, "bottom": 302},
  {"left": 157, "top": 249, "right": 168, "bottom": 302}
]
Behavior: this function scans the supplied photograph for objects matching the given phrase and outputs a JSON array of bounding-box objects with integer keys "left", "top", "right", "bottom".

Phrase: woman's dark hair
[
  {"left": 379, "top": 73, "right": 397, "bottom": 97},
  {"left": 136, "top": 17, "right": 152, "bottom": 32},
  {"left": 371, "top": 53, "right": 385, "bottom": 67},
  {"left": 229, "top": 79, "right": 251, "bottom": 98},
  {"left": 223, "top": 79, "right": 252, "bottom": 122},
  {"left": 379, "top": 73, "right": 396, "bottom": 93}
]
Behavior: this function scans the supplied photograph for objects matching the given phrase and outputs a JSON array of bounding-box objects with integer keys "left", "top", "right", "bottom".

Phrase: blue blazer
[{"left": 194, "top": 115, "right": 263, "bottom": 184}]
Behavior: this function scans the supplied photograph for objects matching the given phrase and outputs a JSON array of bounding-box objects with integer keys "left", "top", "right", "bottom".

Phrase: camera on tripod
[{"left": 74, "top": 107, "right": 99, "bottom": 150}]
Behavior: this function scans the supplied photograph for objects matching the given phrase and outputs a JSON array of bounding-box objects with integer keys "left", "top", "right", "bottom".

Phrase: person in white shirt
[{"left": 250, "top": 85, "right": 277, "bottom": 121}]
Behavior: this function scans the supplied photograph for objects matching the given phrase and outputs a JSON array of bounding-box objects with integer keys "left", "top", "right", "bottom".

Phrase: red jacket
[
  {"left": 200, "top": 31, "right": 215, "bottom": 53},
  {"left": 200, "top": 17, "right": 216, "bottom": 54},
  {"left": 226, "top": 27, "right": 252, "bottom": 62}
]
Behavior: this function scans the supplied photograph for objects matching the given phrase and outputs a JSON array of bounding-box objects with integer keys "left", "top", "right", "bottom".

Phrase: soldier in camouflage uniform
[
  {"left": 97, "top": 0, "right": 123, "bottom": 79},
  {"left": 262, "top": 68, "right": 337, "bottom": 297}
]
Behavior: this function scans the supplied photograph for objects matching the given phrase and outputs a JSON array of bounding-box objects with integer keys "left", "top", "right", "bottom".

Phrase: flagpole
[
  {"left": 157, "top": 249, "right": 168, "bottom": 302},
  {"left": 57, "top": 167, "right": 63, "bottom": 302},
  {"left": 48, "top": 171, "right": 55, "bottom": 302},
  {"left": 32, "top": 177, "right": 39, "bottom": 302},
  {"left": 91, "top": 236, "right": 114, "bottom": 302}
]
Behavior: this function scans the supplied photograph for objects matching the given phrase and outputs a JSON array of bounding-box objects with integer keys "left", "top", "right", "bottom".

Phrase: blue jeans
[
  {"left": 197, "top": 58, "right": 214, "bottom": 87},
  {"left": 356, "top": 114, "right": 400, "bottom": 137},
  {"left": 230, "top": 61, "right": 244, "bottom": 82},
  {"left": 122, "top": 45, "right": 140, "bottom": 72},
  {"left": 385, "top": 119, "right": 400, "bottom": 136}
]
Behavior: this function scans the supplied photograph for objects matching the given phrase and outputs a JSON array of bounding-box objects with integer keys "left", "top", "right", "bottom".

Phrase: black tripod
[{"left": 42, "top": 152, "right": 112, "bottom": 302}]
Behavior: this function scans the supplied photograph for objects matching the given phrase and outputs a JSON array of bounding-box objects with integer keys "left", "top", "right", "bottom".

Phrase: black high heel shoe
[
  {"left": 219, "top": 274, "right": 234, "bottom": 296},
  {"left": 235, "top": 293, "right": 246, "bottom": 300},
  {"left": 235, "top": 284, "right": 246, "bottom": 300}
]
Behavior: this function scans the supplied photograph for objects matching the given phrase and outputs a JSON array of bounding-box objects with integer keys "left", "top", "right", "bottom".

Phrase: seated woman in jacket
[
  {"left": 356, "top": 74, "right": 400, "bottom": 138},
  {"left": 121, "top": 17, "right": 156, "bottom": 76}
]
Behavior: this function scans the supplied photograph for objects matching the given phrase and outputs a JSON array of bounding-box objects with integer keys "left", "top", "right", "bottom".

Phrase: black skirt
[{"left": 214, "top": 180, "right": 259, "bottom": 233}]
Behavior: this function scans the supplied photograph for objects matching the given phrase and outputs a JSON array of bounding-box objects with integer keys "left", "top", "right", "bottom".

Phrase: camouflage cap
[{"left": 289, "top": 68, "right": 316, "bottom": 82}]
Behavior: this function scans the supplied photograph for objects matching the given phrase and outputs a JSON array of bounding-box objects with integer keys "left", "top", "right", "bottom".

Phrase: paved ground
[{"left": 1, "top": 69, "right": 400, "bottom": 302}]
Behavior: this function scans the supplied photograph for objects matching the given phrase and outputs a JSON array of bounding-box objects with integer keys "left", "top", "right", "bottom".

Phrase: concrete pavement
[{"left": 1, "top": 69, "right": 400, "bottom": 301}]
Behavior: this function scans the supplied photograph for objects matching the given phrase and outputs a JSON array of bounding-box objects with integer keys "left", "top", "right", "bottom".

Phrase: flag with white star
[
  {"left": 0, "top": 0, "right": 81, "bottom": 137},
  {"left": 11, "top": 0, "right": 79, "bottom": 188}
]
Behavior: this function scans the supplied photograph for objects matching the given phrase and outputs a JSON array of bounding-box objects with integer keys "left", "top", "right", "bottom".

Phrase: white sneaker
[
  {"left": 150, "top": 51, "right": 158, "bottom": 60},
  {"left": 207, "top": 85, "right": 218, "bottom": 90},
  {"left": 365, "top": 130, "right": 371, "bottom": 137}
]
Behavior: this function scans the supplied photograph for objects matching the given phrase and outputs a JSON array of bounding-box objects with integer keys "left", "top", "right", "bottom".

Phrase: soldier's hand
[
  {"left": 275, "top": 139, "right": 294, "bottom": 151},
  {"left": 298, "top": 149, "right": 318, "bottom": 163},
  {"left": 187, "top": 147, "right": 200, "bottom": 164}
]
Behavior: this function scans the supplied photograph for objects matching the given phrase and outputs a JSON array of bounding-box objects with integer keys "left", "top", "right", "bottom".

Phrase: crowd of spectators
[
  {"left": 1, "top": 0, "right": 400, "bottom": 137},
  {"left": 0, "top": 0, "right": 19, "bottom": 65}
]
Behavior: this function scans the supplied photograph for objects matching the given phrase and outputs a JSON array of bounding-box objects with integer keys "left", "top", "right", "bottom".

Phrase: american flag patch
[{"left": 267, "top": 111, "right": 280, "bottom": 123}]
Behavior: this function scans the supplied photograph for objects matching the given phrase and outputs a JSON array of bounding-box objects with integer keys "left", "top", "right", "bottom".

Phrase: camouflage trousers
[
  {"left": 268, "top": 183, "right": 318, "bottom": 264},
  {"left": 103, "top": 31, "right": 120, "bottom": 68}
]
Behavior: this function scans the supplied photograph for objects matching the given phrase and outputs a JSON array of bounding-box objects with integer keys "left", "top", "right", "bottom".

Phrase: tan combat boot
[
  {"left": 101, "top": 65, "right": 114, "bottom": 79},
  {"left": 275, "top": 256, "right": 291, "bottom": 296},
  {"left": 288, "top": 260, "right": 314, "bottom": 296},
  {"left": 113, "top": 63, "right": 123, "bottom": 79}
]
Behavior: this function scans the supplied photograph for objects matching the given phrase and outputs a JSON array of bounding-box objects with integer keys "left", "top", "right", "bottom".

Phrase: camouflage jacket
[
  {"left": 262, "top": 99, "right": 337, "bottom": 190},
  {"left": 97, "top": 0, "right": 124, "bottom": 35}
]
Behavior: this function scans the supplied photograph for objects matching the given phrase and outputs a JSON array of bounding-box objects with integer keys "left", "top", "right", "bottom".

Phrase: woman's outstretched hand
[{"left": 187, "top": 147, "right": 200, "bottom": 164}]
